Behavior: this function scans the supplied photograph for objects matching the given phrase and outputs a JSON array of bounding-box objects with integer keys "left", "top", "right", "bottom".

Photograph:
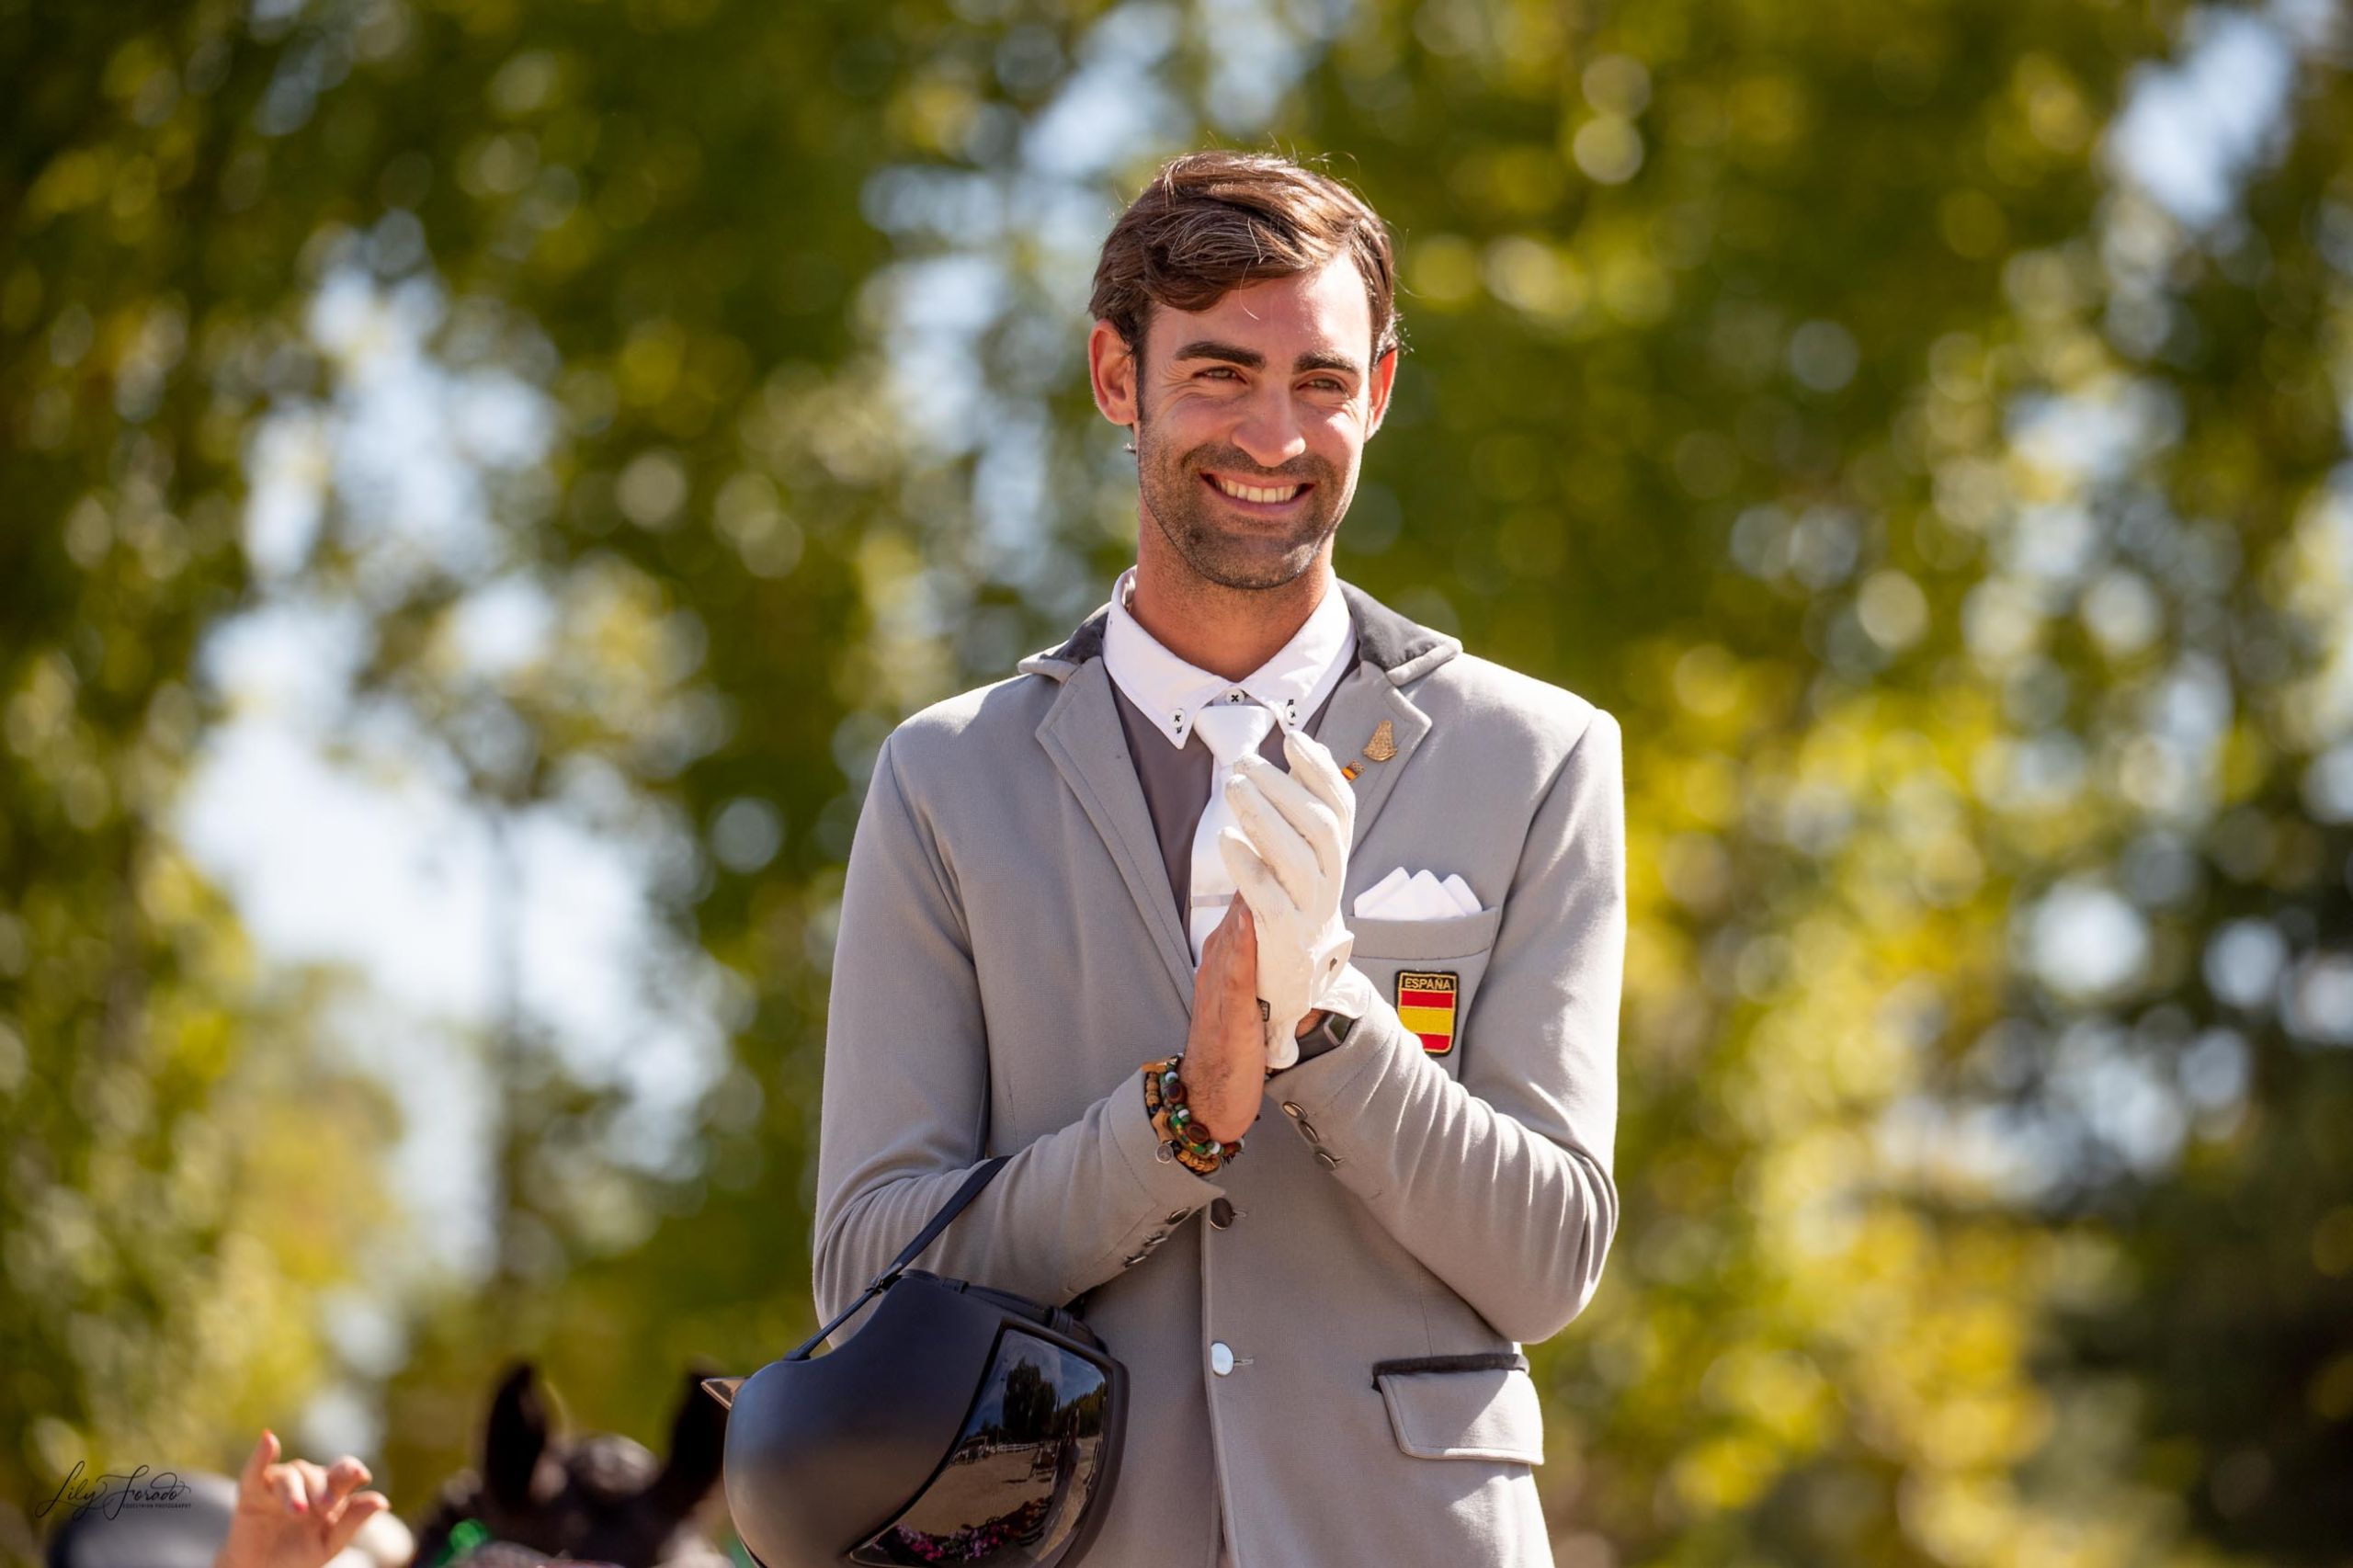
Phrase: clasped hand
[{"left": 1216, "top": 727, "right": 1375, "bottom": 1070}]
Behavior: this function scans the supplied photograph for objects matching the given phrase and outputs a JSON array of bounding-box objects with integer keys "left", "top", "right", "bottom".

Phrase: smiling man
[{"left": 812, "top": 152, "right": 1626, "bottom": 1568}]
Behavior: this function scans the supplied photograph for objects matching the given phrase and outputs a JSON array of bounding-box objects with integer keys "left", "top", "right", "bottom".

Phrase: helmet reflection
[{"left": 847, "top": 1328, "right": 1112, "bottom": 1567}]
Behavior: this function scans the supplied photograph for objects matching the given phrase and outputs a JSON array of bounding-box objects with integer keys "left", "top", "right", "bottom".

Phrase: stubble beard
[{"left": 1134, "top": 400, "right": 1347, "bottom": 593}]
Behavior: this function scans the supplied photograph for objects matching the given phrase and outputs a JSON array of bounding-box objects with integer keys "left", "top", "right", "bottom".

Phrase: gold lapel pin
[{"left": 1342, "top": 719, "right": 1398, "bottom": 780}]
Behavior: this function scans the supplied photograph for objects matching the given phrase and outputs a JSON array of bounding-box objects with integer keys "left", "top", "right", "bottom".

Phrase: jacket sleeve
[
  {"left": 1263, "top": 706, "right": 1625, "bottom": 1346},
  {"left": 809, "top": 732, "right": 1224, "bottom": 1341}
]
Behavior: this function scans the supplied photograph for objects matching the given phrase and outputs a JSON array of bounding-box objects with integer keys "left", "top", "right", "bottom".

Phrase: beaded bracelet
[{"left": 1141, "top": 1053, "right": 1245, "bottom": 1175}]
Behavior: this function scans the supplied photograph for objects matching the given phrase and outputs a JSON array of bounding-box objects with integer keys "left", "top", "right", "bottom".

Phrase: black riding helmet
[{"left": 703, "top": 1159, "right": 1126, "bottom": 1568}]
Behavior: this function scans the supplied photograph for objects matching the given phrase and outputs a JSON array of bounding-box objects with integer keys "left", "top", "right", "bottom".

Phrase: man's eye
[
  {"left": 1310, "top": 379, "right": 1346, "bottom": 392},
  {"left": 1200, "top": 367, "right": 1241, "bottom": 381}
]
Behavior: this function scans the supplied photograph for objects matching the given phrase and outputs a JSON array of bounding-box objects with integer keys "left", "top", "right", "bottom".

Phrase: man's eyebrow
[
  {"left": 1294, "top": 348, "right": 1364, "bottom": 378},
  {"left": 1169, "top": 339, "right": 1364, "bottom": 379}
]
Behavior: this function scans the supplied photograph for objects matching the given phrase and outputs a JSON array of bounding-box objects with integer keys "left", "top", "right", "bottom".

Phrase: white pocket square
[{"left": 1352, "top": 866, "right": 1482, "bottom": 920}]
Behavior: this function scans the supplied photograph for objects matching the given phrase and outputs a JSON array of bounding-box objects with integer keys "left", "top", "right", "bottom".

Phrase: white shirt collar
[{"left": 1103, "top": 564, "right": 1356, "bottom": 750}]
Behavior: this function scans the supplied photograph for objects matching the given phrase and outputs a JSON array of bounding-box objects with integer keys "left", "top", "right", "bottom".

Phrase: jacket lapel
[
  {"left": 1312, "top": 661, "right": 1434, "bottom": 857},
  {"left": 1035, "top": 657, "right": 1201, "bottom": 1015}
]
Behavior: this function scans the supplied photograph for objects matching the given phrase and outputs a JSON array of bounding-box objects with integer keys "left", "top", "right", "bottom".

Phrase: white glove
[{"left": 1214, "top": 726, "right": 1371, "bottom": 1070}]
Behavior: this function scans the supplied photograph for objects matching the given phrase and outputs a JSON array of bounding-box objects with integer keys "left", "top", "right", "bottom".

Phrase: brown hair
[{"left": 1089, "top": 150, "right": 1403, "bottom": 371}]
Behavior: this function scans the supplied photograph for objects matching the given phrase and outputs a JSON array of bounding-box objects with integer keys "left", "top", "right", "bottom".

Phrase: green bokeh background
[{"left": 6, "top": 0, "right": 2351, "bottom": 1562}]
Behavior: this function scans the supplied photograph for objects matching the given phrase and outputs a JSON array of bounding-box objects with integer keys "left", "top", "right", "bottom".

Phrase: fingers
[
  {"left": 1281, "top": 726, "right": 1357, "bottom": 836},
  {"left": 243, "top": 1437, "right": 379, "bottom": 1544},
  {"left": 1232, "top": 753, "right": 1347, "bottom": 886},
  {"left": 324, "top": 1491, "right": 390, "bottom": 1557},
  {"left": 1202, "top": 873, "right": 1256, "bottom": 991},
  {"left": 322, "top": 1456, "right": 369, "bottom": 1518},
  {"left": 1217, "top": 826, "right": 1293, "bottom": 951},
  {"left": 293, "top": 1459, "right": 332, "bottom": 1513},
  {"left": 1209, "top": 881, "right": 1248, "bottom": 941},
  {"left": 1221, "top": 772, "right": 1319, "bottom": 911},
  {"left": 241, "top": 1431, "right": 279, "bottom": 1494}
]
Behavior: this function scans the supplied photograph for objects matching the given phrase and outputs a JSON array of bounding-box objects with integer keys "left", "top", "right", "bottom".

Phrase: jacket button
[
  {"left": 1294, "top": 1118, "right": 1321, "bottom": 1143},
  {"left": 1210, "top": 1342, "right": 1235, "bottom": 1376},
  {"left": 1142, "top": 1230, "right": 1167, "bottom": 1248},
  {"left": 1314, "top": 1148, "right": 1342, "bottom": 1170},
  {"left": 1209, "top": 1198, "right": 1237, "bottom": 1229},
  {"left": 1280, "top": 1102, "right": 1303, "bottom": 1119},
  {"left": 1122, "top": 1251, "right": 1148, "bottom": 1267},
  {"left": 1166, "top": 1208, "right": 1191, "bottom": 1224}
]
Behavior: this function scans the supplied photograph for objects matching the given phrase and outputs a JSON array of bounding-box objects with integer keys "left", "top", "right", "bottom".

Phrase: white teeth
[{"left": 1212, "top": 476, "right": 1303, "bottom": 504}]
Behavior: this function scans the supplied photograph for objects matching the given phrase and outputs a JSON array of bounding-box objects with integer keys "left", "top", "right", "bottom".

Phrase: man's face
[{"left": 1112, "top": 254, "right": 1396, "bottom": 592}]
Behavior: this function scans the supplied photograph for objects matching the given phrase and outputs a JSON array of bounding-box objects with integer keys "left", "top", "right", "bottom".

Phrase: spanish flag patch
[{"left": 1396, "top": 970, "right": 1459, "bottom": 1055}]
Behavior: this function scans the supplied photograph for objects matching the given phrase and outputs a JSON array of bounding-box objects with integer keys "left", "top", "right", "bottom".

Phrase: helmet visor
[{"left": 847, "top": 1325, "right": 1114, "bottom": 1567}]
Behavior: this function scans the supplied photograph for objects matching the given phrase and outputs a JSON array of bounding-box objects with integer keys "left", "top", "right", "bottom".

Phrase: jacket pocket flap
[
  {"left": 1347, "top": 904, "right": 1504, "bottom": 960},
  {"left": 1373, "top": 1362, "right": 1545, "bottom": 1464}
]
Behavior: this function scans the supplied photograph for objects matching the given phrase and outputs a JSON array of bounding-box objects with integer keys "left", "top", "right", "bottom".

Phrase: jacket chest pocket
[
  {"left": 1345, "top": 904, "right": 1503, "bottom": 1076},
  {"left": 1372, "top": 1355, "right": 1546, "bottom": 1465}
]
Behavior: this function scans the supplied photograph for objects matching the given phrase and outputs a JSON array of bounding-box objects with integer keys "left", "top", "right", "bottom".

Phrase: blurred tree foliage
[{"left": 6, "top": 0, "right": 2351, "bottom": 1563}]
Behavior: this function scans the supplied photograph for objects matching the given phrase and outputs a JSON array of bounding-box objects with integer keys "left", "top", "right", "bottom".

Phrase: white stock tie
[{"left": 1188, "top": 700, "right": 1279, "bottom": 967}]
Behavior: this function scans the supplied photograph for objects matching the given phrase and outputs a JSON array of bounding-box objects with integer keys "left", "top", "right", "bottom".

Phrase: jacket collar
[{"left": 1017, "top": 575, "right": 1461, "bottom": 687}]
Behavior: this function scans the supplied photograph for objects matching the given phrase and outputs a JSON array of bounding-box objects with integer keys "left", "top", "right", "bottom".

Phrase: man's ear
[
  {"left": 1087, "top": 319, "right": 1141, "bottom": 428},
  {"left": 1364, "top": 347, "right": 1400, "bottom": 439}
]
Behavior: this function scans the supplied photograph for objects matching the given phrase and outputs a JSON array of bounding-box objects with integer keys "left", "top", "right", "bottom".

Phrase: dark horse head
[{"left": 408, "top": 1361, "right": 730, "bottom": 1568}]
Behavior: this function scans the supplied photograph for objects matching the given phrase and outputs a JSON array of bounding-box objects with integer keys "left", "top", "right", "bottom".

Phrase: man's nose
[{"left": 1230, "top": 391, "right": 1309, "bottom": 471}]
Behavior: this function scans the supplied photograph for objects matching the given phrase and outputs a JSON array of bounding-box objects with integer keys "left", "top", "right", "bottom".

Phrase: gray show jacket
[{"left": 811, "top": 578, "right": 1625, "bottom": 1568}]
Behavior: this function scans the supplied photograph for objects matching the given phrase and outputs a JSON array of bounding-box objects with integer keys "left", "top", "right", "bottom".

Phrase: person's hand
[
  {"left": 1183, "top": 895, "right": 1268, "bottom": 1145},
  {"left": 1216, "top": 726, "right": 1361, "bottom": 1068},
  {"left": 215, "top": 1430, "right": 390, "bottom": 1568}
]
